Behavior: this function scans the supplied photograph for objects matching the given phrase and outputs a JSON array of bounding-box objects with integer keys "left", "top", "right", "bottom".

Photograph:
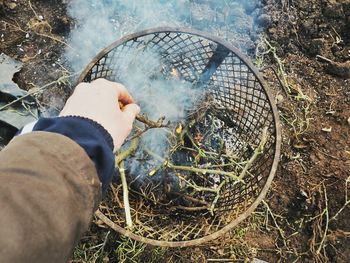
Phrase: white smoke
[
  {"left": 65, "top": 0, "right": 264, "bottom": 72},
  {"left": 64, "top": 0, "right": 265, "bottom": 189}
]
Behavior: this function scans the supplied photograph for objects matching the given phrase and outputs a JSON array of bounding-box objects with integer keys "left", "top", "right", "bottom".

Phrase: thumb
[{"left": 123, "top": 103, "right": 140, "bottom": 122}]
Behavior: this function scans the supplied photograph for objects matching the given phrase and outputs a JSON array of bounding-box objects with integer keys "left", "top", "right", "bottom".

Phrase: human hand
[{"left": 59, "top": 78, "right": 140, "bottom": 151}]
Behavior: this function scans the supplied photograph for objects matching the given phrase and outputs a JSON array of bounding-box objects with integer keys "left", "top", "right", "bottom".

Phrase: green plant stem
[
  {"left": 317, "top": 184, "right": 329, "bottom": 254},
  {"left": 238, "top": 126, "right": 268, "bottom": 180},
  {"left": 209, "top": 180, "right": 227, "bottom": 215},
  {"left": 115, "top": 138, "right": 140, "bottom": 162},
  {"left": 0, "top": 73, "right": 79, "bottom": 111},
  {"left": 168, "top": 163, "right": 242, "bottom": 182},
  {"left": 119, "top": 161, "right": 133, "bottom": 228},
  {"left": 144, "top": 147, "right": 242, "bottom": 182}
]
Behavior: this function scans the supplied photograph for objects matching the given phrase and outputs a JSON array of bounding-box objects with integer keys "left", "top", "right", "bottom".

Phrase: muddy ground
[{"left": 1, "top": 0, "right": 349, "bottom": 262}]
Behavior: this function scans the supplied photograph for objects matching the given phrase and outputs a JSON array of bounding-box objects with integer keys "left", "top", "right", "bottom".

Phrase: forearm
[{"left": 0, "top": 132, "right": 101, "bottom": 263}]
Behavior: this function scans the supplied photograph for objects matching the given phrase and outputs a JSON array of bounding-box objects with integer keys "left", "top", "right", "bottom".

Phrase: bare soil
[{"left": 1, "top": 0, "right": 349, "bottom": 262}]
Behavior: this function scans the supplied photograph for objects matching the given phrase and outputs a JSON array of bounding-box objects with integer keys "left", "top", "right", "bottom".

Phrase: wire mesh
[{"left": 79, "top": 28, "right": 280, "bottom": 247}]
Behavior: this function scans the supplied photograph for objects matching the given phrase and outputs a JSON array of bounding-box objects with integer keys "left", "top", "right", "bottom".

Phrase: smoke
[
  {"left": 115, "top": 47, "right": 203, "bottom": 187},
  {"left": 65, "top": 0, "right": 264, "bottom": 72},
  {"left": 64, "top": 0, "right": 266, "bottom": 194}
]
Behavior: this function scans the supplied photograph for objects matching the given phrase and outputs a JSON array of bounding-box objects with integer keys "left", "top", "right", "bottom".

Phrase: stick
[
  {"left": 238, "top": 126, "right": 268, "bottom": 180},
  {"left": 173, "top": 192, "right": 210, "bottom": 206},
  {"left": 95, "top": 209, "right": 123, "bottom": 233},
  {"left": 316, "top": 55, "right": 334, "bottom": 64},
  {"left": 118, "top": 161, "right": 133, "bottom": 228},
  {"left": 135, "top": 114, "right": 169, "bottom": 128},
  {"left": 209, "top": 180, "right": 226, "bottom": 215},
  {"left": 0, "top": 73, "right": 79, "bottom": 111},
  {"left": 177, "top": 175, "right": 226, "bottom": 215},
  {"left": 317, "top": 184, "right": 329, "bottom": 254},
  {"left": 169, "top": 205, "right": 209, "bottom": 212},
  {"left": 115, "top": 137, "right": 140, "bottom": 162},
  {"left": 143, "top": 147, "right": 243, "bottom": 182},
  {"left": 330, "top": 176, "right": 350, "bottom": 222},
  {"left": 169, "top": 164, "right": 242, "bottom": 182},
  {"left": 262, "top": 200, "right": 287, "bottom": 247}
]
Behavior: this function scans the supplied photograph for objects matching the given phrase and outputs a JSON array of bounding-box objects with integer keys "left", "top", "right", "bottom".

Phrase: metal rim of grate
[{"left": 78, "top": 27, "right": 281, "bottom": 247}]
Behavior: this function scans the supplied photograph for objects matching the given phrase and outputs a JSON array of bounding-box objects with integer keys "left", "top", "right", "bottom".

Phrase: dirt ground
[{"left": 1, "top": 0, "right": 349, "bottom": 262}]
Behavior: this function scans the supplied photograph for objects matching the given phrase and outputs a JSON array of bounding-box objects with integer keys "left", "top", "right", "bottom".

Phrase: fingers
[
  {"left": 117, "top": 87, "right": 135, "bottom": 105},
  {"left": 91, "top": 78, "right": 135, "bottom": 105},
  {"left": 123, "top": 103, "right": 140, "bottom": 123}
]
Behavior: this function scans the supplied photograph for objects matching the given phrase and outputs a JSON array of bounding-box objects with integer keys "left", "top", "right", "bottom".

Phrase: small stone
[
  {"left": 347, "top": 117, "right": 350, "bottom": 125},
  {"left": 276, "top": 94, "right": 284, "bottom": 104},
  {"left": 25, "top": 33, "right": 30, "bottom": 38},
  {"left": 38, "top": 15, "right": 44, "bottom": 20},
  {"left": 6, "top": 2, "right": 17, "bottom": 9},
  {"left": 321, "top": 127, "right": 332, "bottom": 132}
]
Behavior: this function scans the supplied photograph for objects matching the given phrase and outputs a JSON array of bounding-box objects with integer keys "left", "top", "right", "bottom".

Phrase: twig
[
  {"left": 177, "top": 175, "right": 226, "bottom": 215},
  {"left": 126, "top": 126, "right": 148, "bottom": 141},
  {"left": 95, "top": 209, "right": 124, "bottom": 233},
  {"left": 3, "top": 19, "right": 73, "bottom": 50},
  {"left": 317, "top": 184, "right": 329, "bottom": 254},
  {"left": 257, "top": 39, "right": 291, "bottom": 94},
  {"left": 177, "top": 175, "right": 219, "bottom": 193},
  {"left": 209, "top": 180, "right": 227, "bottom": 214},
  {"left": 262, "top": 200, "right": 287, "bottom": 247},
  {"left": 260, "top": 66, "right": 286, "bottom": 96},
  {"left": 316, "top": 55, "right": 334, "bottom": 64},
  {"left": 126, "top": 115, "right": 170, "bottom": 141},
  {"left": 0, "top": 73, "right": 79, "bottom": 111},
  {"left": 173, "top": 192, "right": 210, "bottom": 206},
  {"left": 169, "top": 205, "right": 209, "bottom": 212},
  {"left": 238, "top": 127, "right": 268, "bottom": 180},
  {"left": 135, "top": 114, "right": 169, "bottom": 128},
  {"left": 169, "top": 163, "right": 242, "bottom": 182},
  {"left": 119, "top": 161, "right": 133, "bottom": 228},
  {"left": 28, "top": 0, "right": 39, "bottom": 19},
  {"left": 27, "top": 0, "right": 73, "bottom": 49},
  {"left": 36, "top": 32, "right": 73, "bottom": 49},
  {"left": 207, "top": 259, "right": 236, "bottom": 262},
  {"left": 115, "top": 137, "right": 140, "bottom": 162},
  {"left": 144, "top": 147, "right": 242, "bottom": 182},
  {"left": 330, "top": 176, "right": 350, "bottom": 222}
]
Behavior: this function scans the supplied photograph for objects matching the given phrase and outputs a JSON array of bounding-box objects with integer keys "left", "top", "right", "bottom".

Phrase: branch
[
  {"left": 143, "top": 147, "right": 243, "bottom": 182},
  {"left": 0, "top": 73, "right": 79, "bottom": 111},
  {"left": 209, "top": 180, "right": 226, "bottom": 215},
  {"left": 118, "top": 161, "right": 133, "bottom": 228},
  {"left": 135, "top": 114, "right": 169, "bottom": 128},
  {"left": 238, "top": 126, "right": 268, "bottom": 180},
  {"left": 169, "top": 205, "right": 209, "bottom": 212},
  {"left": 115, "top": 137, "right": 140, "bottom": 163},
  {"left": 317, "top": 184, "right": 329, "bottom": 254},
  {"left": 169, "top": 163, "right": 242, "bottom": 182}
]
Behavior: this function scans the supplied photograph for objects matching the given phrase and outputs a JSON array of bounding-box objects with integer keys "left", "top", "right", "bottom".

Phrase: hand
[{"left": 59, "top": 79, "right": 140, "bottom": 151}]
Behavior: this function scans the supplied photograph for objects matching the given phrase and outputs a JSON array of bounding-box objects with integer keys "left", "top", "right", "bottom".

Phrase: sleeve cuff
[{"left": 17, "top": 117, "right": 115, "bottom": 194}]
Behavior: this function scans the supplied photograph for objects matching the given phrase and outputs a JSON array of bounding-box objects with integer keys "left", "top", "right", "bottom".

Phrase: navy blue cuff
[{"left": 19, "top": 117, "right": 115, "bottom": 194}]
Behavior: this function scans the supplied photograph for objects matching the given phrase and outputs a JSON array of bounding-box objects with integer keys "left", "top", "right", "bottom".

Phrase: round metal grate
[{"left": 78, "top": 27, "right": 281, "bottom": 247}]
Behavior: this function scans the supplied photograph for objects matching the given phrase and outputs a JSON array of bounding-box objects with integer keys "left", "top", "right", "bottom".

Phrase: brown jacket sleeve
[{"left": 0, "top": 132, "right": 102, "bottom": 263}]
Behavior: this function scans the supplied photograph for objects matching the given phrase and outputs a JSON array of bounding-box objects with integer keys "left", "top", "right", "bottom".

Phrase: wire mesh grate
[{"left": 79, "top": 27, "right": 281, "bottom": 247}]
